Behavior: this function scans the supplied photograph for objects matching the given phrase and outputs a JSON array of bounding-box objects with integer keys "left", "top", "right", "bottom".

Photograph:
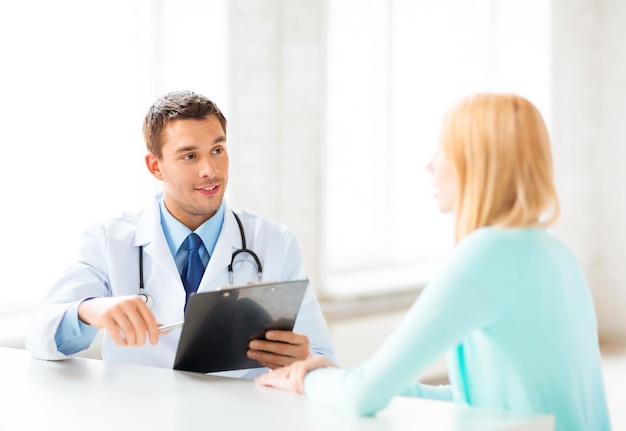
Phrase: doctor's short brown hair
[
  {"left": 142, "top": 90, "right": 227, "bottom": 158},
  {"left": 441, "top": 93, "right": 560, "bottom": 242}
]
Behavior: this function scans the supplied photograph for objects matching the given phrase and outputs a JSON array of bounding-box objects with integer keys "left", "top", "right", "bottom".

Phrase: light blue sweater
[{"left": 305, "top": 228, "right": 611, "bottom": 430}]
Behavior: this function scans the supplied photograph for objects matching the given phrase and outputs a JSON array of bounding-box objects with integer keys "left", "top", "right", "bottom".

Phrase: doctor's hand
[
  {"left": 78, "top": 296, "right": 160, "bottom": 347},
  {"left": 247, "top": 330, "right": 312, "bottom": 369},
  {"left": 254, "top": 356, "right": 337, "bottom": 394}
]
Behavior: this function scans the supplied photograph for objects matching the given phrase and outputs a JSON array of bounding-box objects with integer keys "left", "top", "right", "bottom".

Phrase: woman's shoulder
[
  {"left": 459, "top": 226, "right": 559, "bottom": 249},
  {"left": 455, "top": 227, "right": 512, "bottom": 256},
  {"left": 455, "top": 227, "right": 578, "bottom": 280},
  {"left": 455, "top": 227, "right": 568, "bottom": 265}
]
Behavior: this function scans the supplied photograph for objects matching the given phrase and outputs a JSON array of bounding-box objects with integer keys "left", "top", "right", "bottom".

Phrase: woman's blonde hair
[{"left": 441, "top": 93, "right": 559, "bottom": 242}]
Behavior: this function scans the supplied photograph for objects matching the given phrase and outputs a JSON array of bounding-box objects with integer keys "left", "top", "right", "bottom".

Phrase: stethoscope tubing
[{"left": 228, "top": 210, "right": 262, "bottom": 284}]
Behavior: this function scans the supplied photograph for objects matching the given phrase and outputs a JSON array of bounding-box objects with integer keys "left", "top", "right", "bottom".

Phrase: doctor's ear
[{"left": 145, "top": 153, "right": 164, "bottom": 180}]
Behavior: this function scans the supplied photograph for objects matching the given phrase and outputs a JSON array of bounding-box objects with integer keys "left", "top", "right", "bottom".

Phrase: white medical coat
[{"left": 26, "top": 193, "right": 335, "bottom": 379}]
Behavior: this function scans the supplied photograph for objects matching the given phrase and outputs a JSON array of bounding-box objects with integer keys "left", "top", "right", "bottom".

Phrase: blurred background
[{"left": 0, "top": 0, "right": 624, "bottom": 427}]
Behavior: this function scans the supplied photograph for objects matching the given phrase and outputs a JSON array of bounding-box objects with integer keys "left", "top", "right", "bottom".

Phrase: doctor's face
[
  {"left": 426, "top": 149, "right": 457, "bottom": 213},
  {"left": 146, "top": 116, "right": 229, "bottom": 231}
]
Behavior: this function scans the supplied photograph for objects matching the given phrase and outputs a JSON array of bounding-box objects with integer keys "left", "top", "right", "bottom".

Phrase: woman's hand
[{"left": 254, "top": 355, "right": 337, "bottom": 393}]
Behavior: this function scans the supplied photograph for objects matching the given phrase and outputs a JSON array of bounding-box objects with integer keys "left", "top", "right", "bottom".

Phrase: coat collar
[{"left": 132, "top": 192, "right": 244, "bottom": 289}]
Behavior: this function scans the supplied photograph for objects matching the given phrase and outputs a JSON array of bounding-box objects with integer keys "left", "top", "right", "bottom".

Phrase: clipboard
[{"left": 171, "top": 279, "right": 308, "bottom": 374}]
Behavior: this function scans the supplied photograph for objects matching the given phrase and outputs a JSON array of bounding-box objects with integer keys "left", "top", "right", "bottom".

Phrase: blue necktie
[{"left": 183, "top": 233, "right": 205, "bottom": 310}]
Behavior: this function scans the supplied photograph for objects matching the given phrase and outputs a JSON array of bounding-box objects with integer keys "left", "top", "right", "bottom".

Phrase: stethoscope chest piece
[{"left": 139, "top": 290, "right": 154, "bottom": 309}]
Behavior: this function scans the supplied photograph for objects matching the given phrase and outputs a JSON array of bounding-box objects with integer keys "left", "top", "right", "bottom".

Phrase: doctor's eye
[{"left": 212, "top": 147, "right": 225, "bottom": 155}]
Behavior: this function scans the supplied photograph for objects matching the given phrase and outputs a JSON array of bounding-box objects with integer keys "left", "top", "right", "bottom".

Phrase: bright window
[
  {"left": 0, "top": 0, "right": 227, "bottom": 311},
  {"left": 0, "top": 0, "right": 551, "bottom": 308},
  {"left": 321, "top": 0, "right": 551, "bottom": 298}
]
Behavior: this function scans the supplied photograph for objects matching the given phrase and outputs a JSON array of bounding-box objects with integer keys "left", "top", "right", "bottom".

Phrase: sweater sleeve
[
  {"left": 303, "top": 234, "right": 501, "bottom": 416},
  {"left": 400, "top": 382, "right": 453, "bottom": 401}
]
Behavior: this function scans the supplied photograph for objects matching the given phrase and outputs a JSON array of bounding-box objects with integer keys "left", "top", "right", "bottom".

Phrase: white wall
[
  {"left": 227, "top": 0, "right": 626, "bottom": 344},
  {"left": 227, "top": 0, "right": 326, "bottom": 291},
  {"left": 552, "top": 0, "right": 626, "bottom": 344},
  {"left": 2, "top": 0, "right": 622, "bottom": 350}
]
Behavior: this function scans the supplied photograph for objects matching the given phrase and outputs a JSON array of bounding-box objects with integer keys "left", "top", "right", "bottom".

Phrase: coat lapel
[
  {"left": 199, "top": 205, "right": 240, "bottom": 290},
  {"left": 133, "top": 193, "right": 181, "bottom": 284}
]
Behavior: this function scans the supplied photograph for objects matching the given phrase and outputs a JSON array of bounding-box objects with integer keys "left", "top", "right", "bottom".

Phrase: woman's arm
[{"left": 256, "top": 233, "right": 501, "bottom": 416}]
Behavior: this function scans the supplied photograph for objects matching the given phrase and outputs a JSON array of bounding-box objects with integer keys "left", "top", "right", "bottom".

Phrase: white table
[{"left": 0, "top": 347, "right": 553, "bottom": 431}]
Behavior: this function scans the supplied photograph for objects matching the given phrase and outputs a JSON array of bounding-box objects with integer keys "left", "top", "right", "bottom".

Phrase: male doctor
[{"left": 26, "top": 90, "right": 336, "bottom": 378}]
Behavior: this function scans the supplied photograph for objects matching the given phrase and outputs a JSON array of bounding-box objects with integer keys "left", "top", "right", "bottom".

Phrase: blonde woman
[{"left": 255, "top": 93, "right": 611, "bottom": 431}]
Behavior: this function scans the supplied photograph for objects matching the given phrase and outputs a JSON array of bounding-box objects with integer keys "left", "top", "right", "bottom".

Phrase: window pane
[
  {"left": 323, "top": 0, "right": 550, "bottom": 297},
  {"left": 0, "top": 1, "right": 227, "bottom": 309}
]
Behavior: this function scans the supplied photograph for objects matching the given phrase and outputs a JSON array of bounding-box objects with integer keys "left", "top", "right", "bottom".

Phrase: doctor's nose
[{"left": 199, "top": 157, "right": 219, "bottom": 177}]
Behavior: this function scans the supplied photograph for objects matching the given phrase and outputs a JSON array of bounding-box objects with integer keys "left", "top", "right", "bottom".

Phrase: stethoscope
[{"left": 138, "top": 211, "right": 263, "bottom": 309}]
